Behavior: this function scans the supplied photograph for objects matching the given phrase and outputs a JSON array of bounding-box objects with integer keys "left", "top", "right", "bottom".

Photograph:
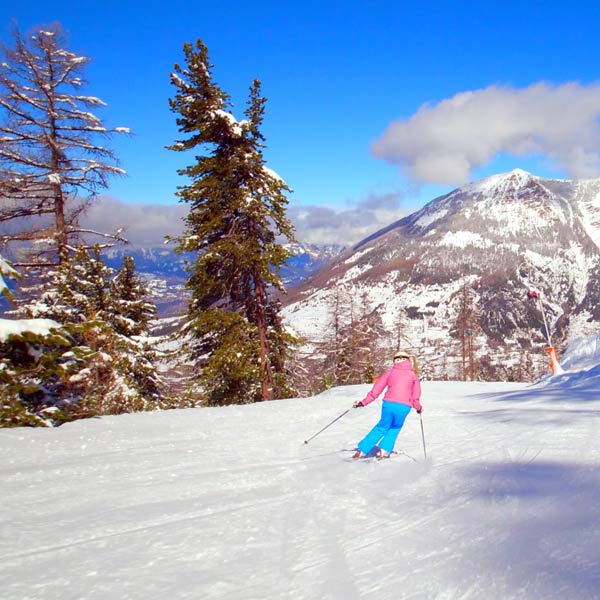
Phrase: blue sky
[{"left": 2, "top": 1, "right": 600, "bottom": 245}]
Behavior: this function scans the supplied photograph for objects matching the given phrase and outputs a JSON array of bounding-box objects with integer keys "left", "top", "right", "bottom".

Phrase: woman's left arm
[{"left": 412, "top": 376, "right": 422, "bottom": 412}]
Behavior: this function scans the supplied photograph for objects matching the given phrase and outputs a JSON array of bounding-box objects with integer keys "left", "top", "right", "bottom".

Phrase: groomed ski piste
[{"left": 2, "top": 336, "right": 600, "bottom": 600}]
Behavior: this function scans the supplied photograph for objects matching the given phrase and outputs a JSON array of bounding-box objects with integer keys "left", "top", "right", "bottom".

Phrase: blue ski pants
[{"left": 357, "top": 401, "right": 412, "bottom": 454}]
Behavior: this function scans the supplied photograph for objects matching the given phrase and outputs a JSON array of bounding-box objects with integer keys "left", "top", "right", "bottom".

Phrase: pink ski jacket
[{"left": 361, "top": 360, "right": 422, "bottom": 411}]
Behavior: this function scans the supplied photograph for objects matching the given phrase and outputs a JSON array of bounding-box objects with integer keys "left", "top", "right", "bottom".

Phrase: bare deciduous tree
[
  {"left": 452, "top": 282, "right": 479, "bottom": 380},
  {"left": 0, "top": 22, "right": 128, "bottom": 265}
]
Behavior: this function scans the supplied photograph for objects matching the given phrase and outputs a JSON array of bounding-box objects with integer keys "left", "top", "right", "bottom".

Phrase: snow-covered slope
[
  {"left": 283, "top": 170, "right": 600, "bottom": 380},
  {"left": 1, "top": 344, "right": 600, "bottom": 599}
]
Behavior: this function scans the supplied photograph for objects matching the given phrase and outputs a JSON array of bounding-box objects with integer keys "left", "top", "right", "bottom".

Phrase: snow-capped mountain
[
  {"left": 282, "top": 169, "right": 600, "bottom": 380},
  {"left": 281, "top": 243, "right": 345, "bottom": 285}
]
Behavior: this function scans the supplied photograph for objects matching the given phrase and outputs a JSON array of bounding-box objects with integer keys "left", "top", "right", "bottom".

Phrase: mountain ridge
[{"left": 283, "top": 170, "right": 600, "bottom": 381}]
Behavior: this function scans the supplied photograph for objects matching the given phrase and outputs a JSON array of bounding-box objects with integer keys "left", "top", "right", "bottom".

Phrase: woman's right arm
[{"left": 360, "top": 371, "right": 389, "bottom": 406}]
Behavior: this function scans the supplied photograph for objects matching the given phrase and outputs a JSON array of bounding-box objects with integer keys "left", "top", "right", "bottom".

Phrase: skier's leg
[
  {"left": 357, "top": 403, "right": 393, "bottom": 454},
  {"left": 379, "top": 403, "right": 411, "bottom": 453}
]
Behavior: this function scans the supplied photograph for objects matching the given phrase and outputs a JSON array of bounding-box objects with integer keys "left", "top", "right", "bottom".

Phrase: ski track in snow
[{"left": 1, "top": 380, "right": 600, "bottom": 599}]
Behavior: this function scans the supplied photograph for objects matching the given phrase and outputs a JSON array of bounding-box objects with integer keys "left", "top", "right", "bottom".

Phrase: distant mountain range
[
  {"left": 102, "top": 243, "right": 344, "bottom": 317},
  {"left": 0, "top": 231, "right": 343, "bottom": 319},
  {"left": 282, "top": 169, "right": 600, "bottom": 380}
]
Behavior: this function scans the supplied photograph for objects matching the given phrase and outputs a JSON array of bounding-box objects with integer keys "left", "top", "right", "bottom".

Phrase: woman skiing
[{"left": 353, "top": 350, "right": 422, "bottom": 459}]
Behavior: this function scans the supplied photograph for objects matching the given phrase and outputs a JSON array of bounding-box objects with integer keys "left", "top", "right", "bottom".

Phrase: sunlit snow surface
[{"left": 2, "top": 355, "right": 600, "bottom": 598}]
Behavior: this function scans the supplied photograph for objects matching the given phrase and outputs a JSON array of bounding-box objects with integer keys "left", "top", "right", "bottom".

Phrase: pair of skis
[{"left": 345, "top": 449, "right": 418, "bottom": 463}]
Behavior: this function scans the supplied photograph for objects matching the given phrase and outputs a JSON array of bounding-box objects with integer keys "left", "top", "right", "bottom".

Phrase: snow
[
  {"left": 282, "top": 288, "right": 332, "bottom": 345},
  {"left": 262, "top": 165, "right": 285, "bottom": 183},
  {"left": 438, "top": 230, "right": 492, "bottom": 249},
  {"left": 574, "top": 182, "right": 600, "bottom": 251},
  {"left": 84, "top": 97, "right": 107, "bottom": 106},
  {"left": 0, "top": 257, "right": 18, "bottom": 296},
  {"left": 338, "top": 262, "right": 374, "bottom": 282},
  {"left": 0, "top": 318, "right": 62, "bottom": 342},
  {"left": 1, "top": 340, "right": 600, "bottom": 599},
  {"left": 414, "top": 207, "right": 448, "bottom": 229},
  {"left": 170, "top": 73, "right": 187, "bottom": 88},
  {"left": 556, "top": 332, "right": 600, "bottom": 373},
  {"left": 343, "top": 247, "right": 371, "bottom": 264},
  {"left": 523, "top": 248, "right": 551, "bottom": 268},
  {"left": 472, "top": 168, "right": 537, "bottom": 195},
  {"left": 214, "top": 109, "right": 243, "bottom": 136}
]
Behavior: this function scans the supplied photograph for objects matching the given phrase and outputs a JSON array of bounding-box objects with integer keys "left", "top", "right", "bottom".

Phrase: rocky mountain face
[{"left": 282, "top": 170, "right": 600, "bottom": 382}]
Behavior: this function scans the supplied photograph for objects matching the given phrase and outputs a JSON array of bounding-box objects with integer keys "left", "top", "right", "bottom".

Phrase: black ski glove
[{"left": 353, "top": 401, "right": 364, "bottom": 408}]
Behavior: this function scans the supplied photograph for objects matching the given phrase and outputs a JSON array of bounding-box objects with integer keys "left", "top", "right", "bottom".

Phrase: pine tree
[
  {"left": 20, "top": 247, "right": 162, "bottom": 421},
  {"left": 110, "top": 256, "right": 162, "bottom": 402},
  {"left": 0, "top": 254, "right": 71, "bottom": 427},
  {"left": 111, "top": 256, "right": 156, "bottom": 336},
  {"left": 168, "top": 38, "right": 297, "bottom": 405},
  {"left": 0, "top": 22, "right": 128, "bottom": 266}
]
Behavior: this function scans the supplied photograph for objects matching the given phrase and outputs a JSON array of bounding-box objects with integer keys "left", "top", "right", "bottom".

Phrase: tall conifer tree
[{"left": 168, "top": 39, "right": 296, "bottom": 405}]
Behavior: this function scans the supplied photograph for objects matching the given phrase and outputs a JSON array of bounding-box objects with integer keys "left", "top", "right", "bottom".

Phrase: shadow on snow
[{"left": 454, "top": 460, "right": 600, "bottom": 597}]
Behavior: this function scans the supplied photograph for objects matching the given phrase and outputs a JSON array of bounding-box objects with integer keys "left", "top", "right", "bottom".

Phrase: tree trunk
[
  {"left": 54, "top": 183, "right": 67, "bottom": 262},
  {"left": 48, "top": 94, "right": 67, "bottom": 262},
  {"left": 254, "top": 277, "right": 273, "bottom": 401}
]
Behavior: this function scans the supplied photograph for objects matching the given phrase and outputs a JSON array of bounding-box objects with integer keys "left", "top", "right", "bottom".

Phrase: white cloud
[
  {"left": 372, "top": 82, "right": 600, "bottom": 184},
  {"left": 82, "top": 193, "right": 405, "bottom": 250},
  {"left": 81, "top": 197, "right": 187, "bottom": 247},
  {"left": 289, "top": 191, "right": 406, "bottom": 247}
]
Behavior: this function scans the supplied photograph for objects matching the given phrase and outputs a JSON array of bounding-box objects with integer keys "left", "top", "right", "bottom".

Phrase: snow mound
[
  {"left": 561, "top": 333, "right": 600, "bottom": 373},
  {"left": 531, "top": 333, "right": 600, "bottom": 395}
]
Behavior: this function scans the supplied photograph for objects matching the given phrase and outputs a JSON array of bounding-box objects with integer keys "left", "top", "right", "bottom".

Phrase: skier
[{"left": 352, "top": 350, "right": 422, "bottom": 459}]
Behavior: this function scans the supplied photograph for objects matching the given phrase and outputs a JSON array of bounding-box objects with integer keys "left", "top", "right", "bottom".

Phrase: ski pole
[
  {"left": 536, "top": 293, "right": 552, "bottom": 346},
  {"left": 304, "top": 409, "right": 350, "bottom": 445},
  {"left": 419, "top": 412, "right": 427, "bottom": 459}
]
